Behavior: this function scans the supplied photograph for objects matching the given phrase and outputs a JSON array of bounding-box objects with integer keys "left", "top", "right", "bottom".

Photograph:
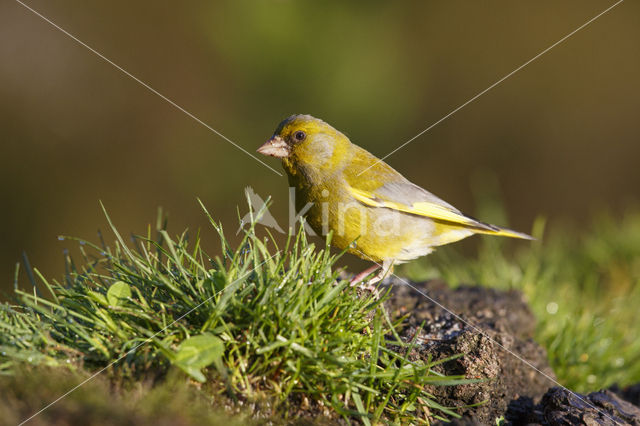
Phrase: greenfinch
[{"left": 258, "top": 114, "right": 532, "bottom": 285}]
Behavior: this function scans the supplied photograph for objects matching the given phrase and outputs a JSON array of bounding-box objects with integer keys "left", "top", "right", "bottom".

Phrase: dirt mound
[
  {"left": 385, "top": 279, "right": 554, "bottom": 424},
  {"left": 385, "top": 279, "right": 640, "bottom": 425}
]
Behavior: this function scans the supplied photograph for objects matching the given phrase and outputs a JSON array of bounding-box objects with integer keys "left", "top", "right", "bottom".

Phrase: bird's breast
[{"left": 286, "top": 176, "right": 439, "bottom": 263}]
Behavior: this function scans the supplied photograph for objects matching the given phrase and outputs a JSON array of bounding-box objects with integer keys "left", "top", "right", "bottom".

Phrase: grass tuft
[{"left": 1, "top": 199, "right": 468, "bottom": 424}]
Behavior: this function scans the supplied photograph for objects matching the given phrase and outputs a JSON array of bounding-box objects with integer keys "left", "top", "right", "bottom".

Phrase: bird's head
[{"left": 258, "top": 114, "right": 351, "bottom": 173}]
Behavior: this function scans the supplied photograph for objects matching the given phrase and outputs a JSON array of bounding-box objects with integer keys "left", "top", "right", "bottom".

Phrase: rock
[
  {"left": 384, "top": 279, "right": 555, "bottom": 424},
  {"left": 540, "top": 387, "right": 640, "bottom": 425}
]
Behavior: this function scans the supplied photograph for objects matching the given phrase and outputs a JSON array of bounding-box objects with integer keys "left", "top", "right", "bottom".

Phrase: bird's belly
[{"left": 306, "top": 198, "right": 438, "bottom": 263}]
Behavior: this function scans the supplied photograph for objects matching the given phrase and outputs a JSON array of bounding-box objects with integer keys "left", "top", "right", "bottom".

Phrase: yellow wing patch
[
  {"left": 348, "top": 186, "right": 533, "bottom": 240},
  {"left": 348, "top": 187, "right": 476, "bottom": 226}
]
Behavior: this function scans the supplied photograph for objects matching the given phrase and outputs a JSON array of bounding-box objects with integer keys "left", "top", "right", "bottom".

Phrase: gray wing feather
[{"left": 373, "top": 181, "right": 460, "bottom": 212}]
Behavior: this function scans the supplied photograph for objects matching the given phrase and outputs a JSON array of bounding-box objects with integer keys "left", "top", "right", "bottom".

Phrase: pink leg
[
  {"left": 350, "top": 261, "right": 395, "bottom": 297},
  {"left": 349, "top": 264, "right": 381, "bottom": 286}
]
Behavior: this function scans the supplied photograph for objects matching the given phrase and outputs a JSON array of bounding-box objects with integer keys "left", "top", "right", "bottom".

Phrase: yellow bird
[{"left": 258, "top": 114, "right": 532, "bottom": 286}]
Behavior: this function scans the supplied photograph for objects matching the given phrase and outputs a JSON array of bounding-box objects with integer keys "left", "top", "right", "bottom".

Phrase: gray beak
[{"left": 257, "top": 135, "right": 290, "bottom": 158}]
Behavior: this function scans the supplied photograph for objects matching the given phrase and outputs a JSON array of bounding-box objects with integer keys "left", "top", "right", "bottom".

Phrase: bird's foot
[
  {"left": 351, "top": 265, "right": 389, "bottom": 298},
  {"left": 358, "top": 282, "right": 382, "bottom": 298}
]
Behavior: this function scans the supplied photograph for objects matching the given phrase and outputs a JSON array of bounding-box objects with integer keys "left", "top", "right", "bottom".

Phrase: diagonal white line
[
  {"left": 357, "top": 256, "right": 624, "bottom": 425},
  {"left": 396, "top": 276, "right": 624, "bottom": 425},
  {"left": 14, "top": 0, "right": 283, "bottom": 177},
  {"left": 358, "top": 0, "right": 624, "bottom": 176},
  {"left": 18, "top": 251, "right": 281, "bottom": 425},
  {"left": 397, "top": 279, "right": 623, "bottom": 423}
]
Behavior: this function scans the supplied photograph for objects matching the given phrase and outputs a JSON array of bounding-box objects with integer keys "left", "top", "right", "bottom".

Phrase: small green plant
[{"left": 1, "top": 199, "right": 470, "bottom": 424}]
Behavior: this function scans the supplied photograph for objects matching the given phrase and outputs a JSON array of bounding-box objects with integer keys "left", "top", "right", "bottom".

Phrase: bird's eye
[{"left": 293, "top": 130, "right": 306, "bottom": 142}]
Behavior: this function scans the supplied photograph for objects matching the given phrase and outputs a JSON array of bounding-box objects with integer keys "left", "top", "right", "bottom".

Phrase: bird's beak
[{"left": 257, "top": 135, "right": 290, "bottom": 158}]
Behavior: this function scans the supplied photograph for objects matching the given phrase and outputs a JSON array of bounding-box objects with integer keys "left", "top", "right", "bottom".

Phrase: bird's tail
[{"left": 472, "top": 224, "right": 534, "bottom": 240}]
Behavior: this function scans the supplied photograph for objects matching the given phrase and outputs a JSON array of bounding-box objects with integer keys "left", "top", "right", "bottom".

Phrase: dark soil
[
  {"left": 385, "top": 278, "right": 555, "bottom": 424},
  {"left": 384, "top": 278, "right": 640, "bottom": 425},
  {"left": 537, "top": 387, "right": 640, "bottom": 425},
  {"left": 611, "top": 384, "right": 640, "bottom": 408}
]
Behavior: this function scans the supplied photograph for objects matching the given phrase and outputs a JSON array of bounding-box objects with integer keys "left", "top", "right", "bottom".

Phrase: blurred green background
[{"left": 1, "top": 0, "right": 639, "bottom": 294}]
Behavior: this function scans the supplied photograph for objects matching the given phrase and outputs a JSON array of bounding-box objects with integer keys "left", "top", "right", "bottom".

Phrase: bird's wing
[
  {"left": 343, "top": 148, "right": 483, "bottom": 227},
  {"left": 348, "top": 180, "right": 482, "bottom": 227},
  {"left": 347, "top": 180, "right": 532, "bottom": 239},
  {"left": 342, "top": 145, "right": 531, "bottom": 239}
]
